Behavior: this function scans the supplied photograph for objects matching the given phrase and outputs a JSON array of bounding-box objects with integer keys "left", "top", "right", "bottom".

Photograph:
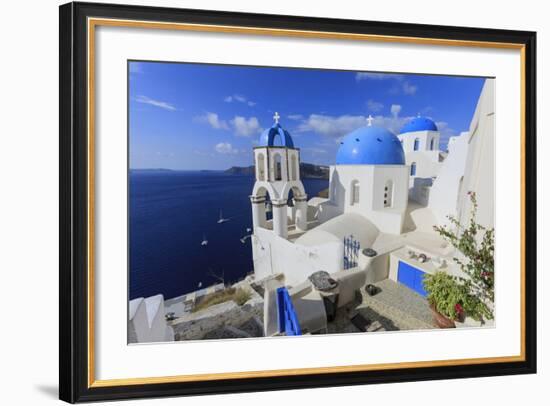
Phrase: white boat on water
[
  {"left": 217, "top": 210, "right": 230, "bottom": 224},
  {"left": 201, "top": 234, "right": 208, "bottom": 246}
]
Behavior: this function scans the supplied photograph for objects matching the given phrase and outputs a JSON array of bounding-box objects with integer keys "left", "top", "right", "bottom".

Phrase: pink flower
[
  {"left": 481, "top": 271, "right": 491, "bottom": 279},
  {"left": 455, "top": 303, "right": 464, "bottom": 314}
]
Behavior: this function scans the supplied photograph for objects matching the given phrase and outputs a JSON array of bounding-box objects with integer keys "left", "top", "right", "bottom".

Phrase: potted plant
[
  {"left": 423, "top": 271, "right": 467, "bottom": 328},
  {"left": 424, "top": 192, "right": 495, "bottom": 327}
]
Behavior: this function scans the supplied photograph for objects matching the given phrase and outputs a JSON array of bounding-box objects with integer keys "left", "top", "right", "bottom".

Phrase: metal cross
[
  {"left": 273, "top": 111, "right": 281, "bottom": 124},
  {"left": 366, "top": 114, "right": 374, "bottom": 126}
]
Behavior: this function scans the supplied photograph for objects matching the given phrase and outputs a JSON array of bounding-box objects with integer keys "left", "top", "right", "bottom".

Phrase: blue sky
[{"left": 129, "top": 61, "right": 486, "bottom": 170}]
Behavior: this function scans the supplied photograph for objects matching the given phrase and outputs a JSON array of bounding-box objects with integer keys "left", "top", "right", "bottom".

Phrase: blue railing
[
  {"left": 344, "top": 234, "right": 360, "bottom": 270},
  {"left": 276, "top": 287, "right": 302, "bottom": 336}
]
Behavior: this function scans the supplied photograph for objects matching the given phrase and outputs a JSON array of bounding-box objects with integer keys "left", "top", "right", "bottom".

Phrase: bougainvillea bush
[{"left": 424, "top": 192, "right": 494, "bottom": 323}]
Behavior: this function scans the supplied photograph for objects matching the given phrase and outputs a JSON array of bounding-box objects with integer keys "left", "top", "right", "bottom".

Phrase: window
[
  {"left": 411, "top": 162, "right": 417, "bottom": 176},
  {"left": 430, "top": 138, "right": 435, "bottom": 150},
  {"left": 413, "top": 138, "right": 420, "bottom": 151},
  {"left": 384, "top": 180, "right": 393, "bottom": 208},
  {"left": 291, "top": 155, "right": 298, "bottom": 181},
  {"left": 350, "top": 180, "right": 360, "bottom": 205},
  {"left": 274, "top": 153, "right": 282, "bottom": 181},
  {"left": 257, "top": 153, "right": 265, "bottom": 181}
]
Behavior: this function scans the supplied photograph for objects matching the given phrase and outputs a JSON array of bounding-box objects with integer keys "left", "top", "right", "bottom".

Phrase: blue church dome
[
  {"left": 258, "top": 122, "right": 295, "bottom": 148},
  {"left": 336, "top": 125, "right": 405, "bottom": 165},
  {"left": 400, "top": 116, "right": 438, "bottom": 134}
]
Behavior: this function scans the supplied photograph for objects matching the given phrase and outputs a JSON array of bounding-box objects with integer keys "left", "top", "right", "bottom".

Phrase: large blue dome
[
  {"left": 336, "top": 126, "right": 405, "bottom": 165},
  {"left": 400, "top": 116, "right": 438, "bottom": 133},
  {"left": 258, "top": 123, "right": 294, "bottom": 148}
]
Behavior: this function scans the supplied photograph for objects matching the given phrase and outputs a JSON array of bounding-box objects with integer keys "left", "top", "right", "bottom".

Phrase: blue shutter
[{"left": 397, "top": 261, "right": 427, "bottom": 297}]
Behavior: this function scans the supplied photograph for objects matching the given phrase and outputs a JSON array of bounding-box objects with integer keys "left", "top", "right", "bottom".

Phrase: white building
[
  {"left": 250, "top": 80, "right": 495, "bottom": 334},
  {"left": 129, "top": 294, "right": 174, "bottom": 344},
  {"left": 397, "top": 115, "right": 443, "bottom": 204}
]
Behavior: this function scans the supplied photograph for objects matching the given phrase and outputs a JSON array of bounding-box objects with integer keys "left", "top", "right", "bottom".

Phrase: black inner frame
[{"left": 59, "top": 1, "right": 537, "bottom": 403}]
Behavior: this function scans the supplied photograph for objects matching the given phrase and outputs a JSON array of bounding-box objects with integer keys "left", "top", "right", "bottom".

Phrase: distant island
[
  {"left": 130, "top": 164, "right": 330, "bottom": 180},
  {"left": 130, "top": 168, "right": 174, "bottom": 172},
  {"left": 225, "top": 162, "right": 330, "bottom": 180}
]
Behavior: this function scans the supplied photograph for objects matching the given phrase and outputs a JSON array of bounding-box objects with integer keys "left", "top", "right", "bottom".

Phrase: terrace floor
[{"left": 326, "top": 279, "right": 435, "bottom": 334}]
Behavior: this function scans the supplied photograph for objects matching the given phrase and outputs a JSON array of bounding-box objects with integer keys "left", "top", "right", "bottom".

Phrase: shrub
[
  {"left": 192, "top": 287, "right": 252, "bottom": 313},
  {"left": 427, "top": 192, "right": 494, "bottom": 323},
  {"left": 423, "top": 271, "right": 467, "bottom": 320}
]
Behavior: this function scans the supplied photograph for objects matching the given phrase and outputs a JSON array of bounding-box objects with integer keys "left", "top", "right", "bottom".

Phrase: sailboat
[
  {"left": 240, "top": 235, "right": 252, "bottom": 244},
  {"left": 201, "top": 233, "right": 208, "bottom": 246},
  {"left": 217, "top": 210, "right": 230, "bottom": 224}
]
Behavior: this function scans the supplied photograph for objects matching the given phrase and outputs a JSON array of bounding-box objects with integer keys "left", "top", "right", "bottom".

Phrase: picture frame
[{"left": 59, "top": 1, "right": 537, "bottom": 403}]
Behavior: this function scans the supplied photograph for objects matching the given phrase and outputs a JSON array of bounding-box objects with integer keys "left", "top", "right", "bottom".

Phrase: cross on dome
[
  {"left": 273, "top": 111, "right": 281, "bottom": 124},
  {"left": 366, "top": 114, "right": 374, "bottom": 127}
]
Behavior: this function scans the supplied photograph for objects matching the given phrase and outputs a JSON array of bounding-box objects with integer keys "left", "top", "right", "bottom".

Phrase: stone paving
[
  {"left": 325, "top": 279, "right": 435, "bottom": 334},
  {"left": 358, "top": 279, "right": 435, "bottom": 331}
]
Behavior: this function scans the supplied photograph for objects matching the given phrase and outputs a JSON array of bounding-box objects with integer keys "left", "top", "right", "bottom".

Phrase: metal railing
[
  {"left": 276, "top": 287, "right": 302, "bottom": 336},
  {"left": 344, "top": 234, "right": 360, "bottom": 270}
]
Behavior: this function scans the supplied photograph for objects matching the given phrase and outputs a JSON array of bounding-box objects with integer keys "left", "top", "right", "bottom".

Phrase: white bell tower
[{"left": 250, "top": 112, "right": 307, "bottom": 239}]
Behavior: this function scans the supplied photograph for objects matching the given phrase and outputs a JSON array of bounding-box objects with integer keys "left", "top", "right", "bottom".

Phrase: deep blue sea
[{"left": 129, "top": 171, "right": 329, "bottom": 300}]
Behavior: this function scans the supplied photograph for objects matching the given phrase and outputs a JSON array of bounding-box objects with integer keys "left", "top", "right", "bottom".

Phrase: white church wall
[
  {"left": 428, "top": 132, "right": 470, "bottom": 225},
  {"left": 371, "top": 166, "right": 409, "bottom": 212},
  {"left": 458, "top": 79, "right": 495, "bottom": 230},
  {"left": 364, "top": 253, "right": 391, "bottom": 284},
  {"left": 409, "top": 177, "right": 433, "bottom": 206},
  {"left": 404, "top": 151, "right": 441, "bottom": 182},
  {"left": 326, "top": 165, "right": 408, "bottom": 234},
  {"left": 253, "top": 227, "right": 344, "bottom": 287},
  {"left": 399, "top": 130, "right": 439, "bottom": 153},
  {"left": 313, "top": 199, "right": 344, "bottom": 224},
  {"left": 429, "top": 79, "right": 495, "bottom": 230}
]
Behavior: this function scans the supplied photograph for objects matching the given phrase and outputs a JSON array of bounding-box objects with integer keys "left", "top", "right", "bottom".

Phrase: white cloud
[
  {"left": 295, "top": 108, "right": 415, "bottom": 139},
  {"left": 390, "top": 104, "right": 402, "bottom": 117},
  {"left": 231, "top": 116, "right": 262, "bottom": 137},
  {"left": 224, "top": 94, "right": 256, "bottom": 107},
  {"left": 296, "top": 114, "right": 367, "bottom": 139},
  {"left": 402, "top": 82, "right": 418, "bottom": 95},
  {"left": 135, "top": 95, "right": 177, "bottom": 111},
  {"left": 197, "top": 112, "right": 229, "bottom": 130},
  {"left": 356, "top": 72, "right": 404, "bottom": 81},
  {"left": 287, "top": 114, "right": 304, "bottom": 121},
  {"left": 367, "top": 99, "right": 384, "bottom": 112},
  {"left": 214, "top": 142, "right": 239, "bottom": 154},
  {"left": 129, "top": 63, "right": 143, "bottom": 74}
]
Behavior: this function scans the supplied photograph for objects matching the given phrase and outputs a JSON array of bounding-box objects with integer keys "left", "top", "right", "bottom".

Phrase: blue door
[{"left": 397, "top": 261, "right": 427, "bottom": 297}]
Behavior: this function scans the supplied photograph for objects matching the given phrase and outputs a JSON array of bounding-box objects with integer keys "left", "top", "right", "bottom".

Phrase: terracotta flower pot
[{"left": 430, "top": 304, "right": 456, "bottom": 328}]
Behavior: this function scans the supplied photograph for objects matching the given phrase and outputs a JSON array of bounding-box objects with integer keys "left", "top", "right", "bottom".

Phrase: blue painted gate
[
  {"left": 276, "top": 287, "right": 302, "bottom": 336},
  {"left": 397, "top": 261, "right": 428, "bottom": 297}
]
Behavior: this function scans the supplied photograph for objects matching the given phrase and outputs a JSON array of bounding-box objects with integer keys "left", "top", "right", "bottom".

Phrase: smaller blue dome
[
  {"left": 336, "top": 126, "right": 405, "bottom": 165},
  {"left": 258, "top": 123, "right": 294, "bottom": 148},
  {"left": 400, "top": 116, "right": 438, "bottom": 134}
]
